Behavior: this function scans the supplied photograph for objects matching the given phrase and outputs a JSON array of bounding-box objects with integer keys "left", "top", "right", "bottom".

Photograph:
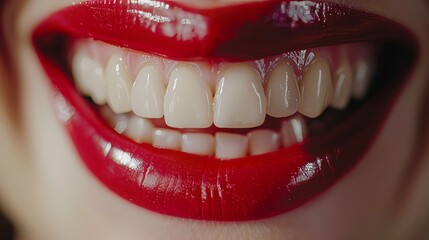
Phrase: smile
[{"left": 32, "top": 0, "right": 417, "bottom": 221}]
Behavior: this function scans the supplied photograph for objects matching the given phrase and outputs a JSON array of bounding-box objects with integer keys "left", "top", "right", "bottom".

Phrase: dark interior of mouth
[{"left": 35, "top": 35, "right": 416, "bottom": 157}]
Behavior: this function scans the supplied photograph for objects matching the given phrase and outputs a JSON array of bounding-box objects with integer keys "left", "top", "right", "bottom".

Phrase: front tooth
[
  {"left": 248, "top": 129, "right": 281, "bottom": 155},
  {"left": 153, "top": 129, "right": 181, "bottom": 150},
  {"left": 72, "top": 49, "right": 98, "bottom": 97},
  {"left": 164, "top": 64, "right": 213, "bottom": 128},
  {"left": 331, "top": 61, "right": 353, "bottom": 110},
  {"left": 215, "top": 133, "right": 248, "bottom": 159},
  {"left": 299, "top": 58, "right": 333, "bottom": 118},
  {"left": 131, "top": 64, "right": 165, "bottom": 118},
  {"left": 181, "top": 133, "right": 215, "bottom": 156},
  {"left": 124, "top": 115, "right": 154, "bottom": 144},
  {"left": 352, "top": 60, "right": 373, "bottom": 99},
  {"left": 214, "top": 64, "right": 267, "bottom": 128},
  {"left": 106, "top": 53, "right": 133, "bottom": 114},
  {"left": 265, "top": 62, "right": 299, "bottom": 118},
  {"left": 281, "top": 116, "right": 307, "bottom": 147}
]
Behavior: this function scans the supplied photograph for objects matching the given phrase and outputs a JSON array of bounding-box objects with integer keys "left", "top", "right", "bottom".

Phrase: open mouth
[{"left": 32, "top": 0, "right": 417, "bottom": 221}]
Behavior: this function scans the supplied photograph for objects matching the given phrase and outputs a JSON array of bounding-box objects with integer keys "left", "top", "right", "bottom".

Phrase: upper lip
[
  {"left": 34, "top": 0, "right": 412, "bottom": 61},
  {"left": 32, "top": 0, "right": 417, "bottom": 221}
]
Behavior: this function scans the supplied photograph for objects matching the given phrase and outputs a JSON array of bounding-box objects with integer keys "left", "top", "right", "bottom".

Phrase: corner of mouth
[{"left": 31, "top": 0, "right": 418, "bottom": 221}]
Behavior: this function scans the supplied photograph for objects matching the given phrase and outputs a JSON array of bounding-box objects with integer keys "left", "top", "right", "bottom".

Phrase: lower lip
[{"left": 35, "top": 41, "right": 414, "bottom": 221}]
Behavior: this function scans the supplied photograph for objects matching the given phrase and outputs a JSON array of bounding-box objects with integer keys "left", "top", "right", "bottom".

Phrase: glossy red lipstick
[
  {"left": 33, "top": 0, "right": 410, "bottom": 61},
  {"left": 32, "top": 0, "right": 417, "bottom": 221}
]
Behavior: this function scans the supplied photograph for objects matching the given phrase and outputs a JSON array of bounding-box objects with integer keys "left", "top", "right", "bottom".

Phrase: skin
[{"left": 0, "top": 0, "right": 429, "bottom": 239}]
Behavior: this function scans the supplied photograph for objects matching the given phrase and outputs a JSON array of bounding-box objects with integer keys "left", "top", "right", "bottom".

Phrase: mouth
[{"left": 32, "top": 0, "right": 417, "bottom": 221}]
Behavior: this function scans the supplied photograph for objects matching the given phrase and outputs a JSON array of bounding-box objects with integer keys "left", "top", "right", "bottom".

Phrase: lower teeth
[{"left": 100, "top": 106, "right": 307, "bottom": 159}]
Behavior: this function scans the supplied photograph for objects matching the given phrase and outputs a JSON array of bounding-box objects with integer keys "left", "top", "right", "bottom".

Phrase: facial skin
[{"left": 0, "top": 0, "right": 428, "bottom": 239}]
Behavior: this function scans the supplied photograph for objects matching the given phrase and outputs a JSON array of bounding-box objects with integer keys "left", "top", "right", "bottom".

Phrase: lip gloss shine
[{"left": 32, "top": 0, "right": 417, "bottom": 221}]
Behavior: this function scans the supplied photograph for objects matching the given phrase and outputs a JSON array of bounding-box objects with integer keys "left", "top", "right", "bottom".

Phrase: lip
[{"left": 32, "top": 0, "right": 417, "bottom": 221}]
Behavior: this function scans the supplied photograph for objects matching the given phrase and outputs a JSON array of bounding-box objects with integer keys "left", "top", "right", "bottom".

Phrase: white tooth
[
  {"left": 281, "top": 116, "right": 307, "bottom": 147},
  {"left": 352, "top": 60, "right": 373, "bottom": 99},
  {"left": 248, "top": 129, "right": 281, "bottom": 156},
  {"left": 215, "top": 132, "right": 248, "bottom": 159},
  {"left": 72, "top": 49, "right": 102, "bottom": 98},
  {"left": 331, "top": 61, "right": 353, "bottom": 110},
  {"left": 299, "top": 58, "right": 333, "bottom": 118},
  {"left": 164, "top": 64, "right": 213, "bottom": 128},
  {"left": 153, "top": 128, "right": 181, "bottom": 150},
  {"left": 214, "top": 64, "right": 267, "bottom": 128},
  {"left": 131, "top": 64, "right": 165, "bottom": 118},
  {"left": 124, "top": 115, "right": 154, "bottom": 144},
  {"left": 90, "top": 65, "right": 107, "bottom": 105},
  {"left": 265, "top": 62, "right": 299, "bottom": 118},
  {"left": 106, "top": 53, "right": 133, "bottom": 114},
  {"left": 181, "top": 133, "right": 215, "bottom": 156},
  {"left": 71, "top": 50, "right": 90, "bottom": 95},
  {"left": 112, "top": 114, "right": 129, "bottom": 134}
]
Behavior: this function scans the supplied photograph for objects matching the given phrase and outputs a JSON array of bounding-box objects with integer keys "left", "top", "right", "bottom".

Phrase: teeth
[
  {"left": 72, "top": 49, "right": 92, "bottom": 95},
  {"left": 91, "top": 66, "right": 108, "bottom": 105},
  {"left": 153, "top": 128, "right": 181, "bottom": 150},
  {"left": 214, "top": 64, "right": 267, "bottom": 128},
  {"left": 130, "top": 64, "right": 166, "bottom": 118},
  {"left": 331, "top": 61, "right": 353, "bottom": 110},
  {"left": 265, "top": 61, "right": 299, "bottom": 118},
  {"left": 124, "top": 115, "right": 154, "bottom": 144},
  {"left": 72, "top": 49, "right": 106, "bottom": 104},
  {"left": 111, "top": 114, "right": 129, "bottom": 134},
  {"left": 181, "top": 133, "right": 215, "bottom": 156},
  {"left": 248, "top": 129, "right": 281, "bottom": 156},
  {"left": 215, "top": 133, "right": 249, "bottom": 159},
  {"left": 299, "top": 58, "right": 333, "bottom": 118},
  {"left": 106, "top": 53, "right": 133, "bottom": 114},
  {"left": 281, "top": 116, "right": 307, "bottom": 147},
  {"left": 164, "top": 64, "right": 213, "bottom": 128},
  {"left": 75, "top": 40, "right": 377, "bottom": 159},
  {"left": 352, "top": 60, "right": 373, "bottom": 99}
]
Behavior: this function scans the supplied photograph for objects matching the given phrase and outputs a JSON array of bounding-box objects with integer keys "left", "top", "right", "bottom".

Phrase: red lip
[{"left": 32, "top": 0, "right": 416, "bottom": 221}]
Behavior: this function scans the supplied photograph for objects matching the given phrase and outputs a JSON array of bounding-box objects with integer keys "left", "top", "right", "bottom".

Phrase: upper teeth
[
  {"left": 214, "top": 64, "right": 267, "bottom": 128},
  {"left": 165, "top": 64, "right": 214, "bottom": 128},
  {"left": 72, "top": 40, "right": 375, "bottom": 129}
]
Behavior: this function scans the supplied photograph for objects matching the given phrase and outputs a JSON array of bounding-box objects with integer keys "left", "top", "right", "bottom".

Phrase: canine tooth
[
  {"left": 281, "top": 116, "right": 307, "bottom": 147},
  {"left": 265, "top": 62, "right": 299, "bottom": 118},
  {"left": 131, "top": 64, "right": 165, "bottom": 118},
  {"left": 90, "top": 65, "right": 107, "bottom": 105},
  {"left": 331, "top": 61, "right": 353, "bottom": 109},
  {"left": 72, "top": 49, "right": 102, "bottom": 98},
  {"left": 299, "top": 58, "right": 333, "bottom": 118},
  {"left": 106, "top": 53, "right": 133, "bottom": 114},
  {"left": 248, "top": 129, "right": 281, "bottom": 155},
  {"left": 215, "top": 133, "right": 248, "bottom": 159},
  {"left": 353, "top": 60, "right": 373, "bottom": 99},
  {"left": 153, "top": 129, "right": 181, "bottom": 150},
  {"left": 72, "top": 50, "right": 93, "bottom": 96},
  {"left": 124, "top": 115, "right": 154, "bottom": 144},
  {"left": 214, "top": 64, "right": 266, "bottom": 128},
  {"left": 164, "top": 64, "right": 213, "bottom": 128},
  {"left": 181, "top": 133, "right": 215, "bottom": 156}
]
